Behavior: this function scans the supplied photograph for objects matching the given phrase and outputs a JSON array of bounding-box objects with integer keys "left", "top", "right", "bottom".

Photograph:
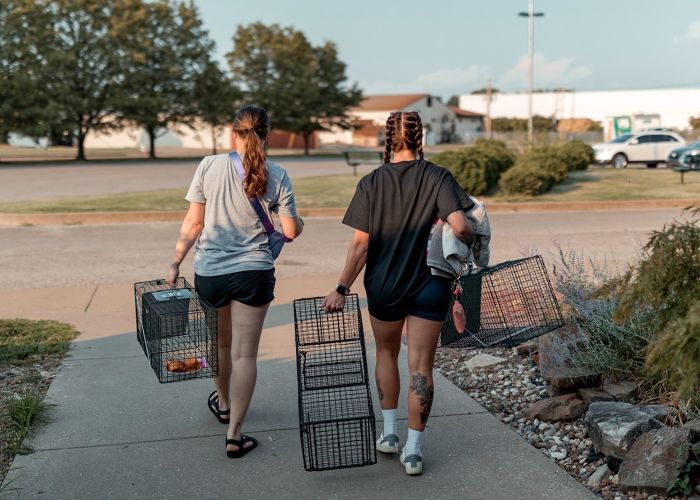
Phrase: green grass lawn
[{"left": 0, "top": 167, "right": 698, "bottom": 214}]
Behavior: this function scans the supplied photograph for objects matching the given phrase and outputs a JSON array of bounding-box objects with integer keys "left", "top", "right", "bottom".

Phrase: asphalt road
[
  {"left": 0, "top": 157, "right": 371, "bottom": 203},
  {"left": 0, "top": 208, "right": 685, "bottom": 290}
]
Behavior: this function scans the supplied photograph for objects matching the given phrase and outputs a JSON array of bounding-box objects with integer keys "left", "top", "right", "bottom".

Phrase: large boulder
[
  {"left": 685, "top": 417, "right": 700, "bottom": 439},
  {"left": 619, "top": 427, "right": 693, "bottom": 495},
  {"left": 603, "top": 379, "right": 640, "bottom": 402},
  {"left": 584, "top": 402, "right": 675, "bottom": 459},
  {"left": 527, "top": 393, "right": 588, "bottom": 422},
  {"left": 463, "top": 353, "right": 506, "bottom": 371}
]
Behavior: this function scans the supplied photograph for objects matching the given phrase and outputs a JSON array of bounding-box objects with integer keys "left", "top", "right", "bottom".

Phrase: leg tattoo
[
  {"left": 409, "top": 373, "right": 434, "bottom": 425},
  {"left": 376, "top": 380, "right": 385, "bottom": 401}
]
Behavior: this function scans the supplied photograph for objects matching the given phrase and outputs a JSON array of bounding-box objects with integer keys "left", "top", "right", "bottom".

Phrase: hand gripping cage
[
  {"left": 134, "top": 278, "right": 218, "bottom": 383},
  {"left": 440, "top": 255, "right": 564, "bottom": 349},
  {"left": 293, "top": 295, "right": 377, "bottom": 472}
]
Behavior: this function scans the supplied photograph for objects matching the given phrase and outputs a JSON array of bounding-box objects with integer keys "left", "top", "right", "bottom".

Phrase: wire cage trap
[
  {"left": 134, "top": 278, "right": 218, "bottom": 383},
  {"left": 293, "top": 295, "right": 376, "bottom": 472},
  {"left": 440, "top": 255, "right": 564, "bottom": 349}
]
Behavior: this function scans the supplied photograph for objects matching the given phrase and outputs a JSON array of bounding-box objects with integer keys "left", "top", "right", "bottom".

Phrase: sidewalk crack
[{"left": 83, "top": 285, "right": 99, "bottom": 312}]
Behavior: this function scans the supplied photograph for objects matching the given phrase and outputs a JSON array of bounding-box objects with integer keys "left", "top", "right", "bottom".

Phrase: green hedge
[
  {"left": 431, "top": 139, "right": 514, "bottom": 196},
  {"left": 554, "top": 140, "right": 594, "bottom": 171},
  {"left": 499, "top": 163, "right": 556, "bottom": 196}
]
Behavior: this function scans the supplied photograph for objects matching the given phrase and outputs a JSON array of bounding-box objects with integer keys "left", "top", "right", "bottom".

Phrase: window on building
[{"left": 427, "top": 96, "right": 432, "bottom": 107}]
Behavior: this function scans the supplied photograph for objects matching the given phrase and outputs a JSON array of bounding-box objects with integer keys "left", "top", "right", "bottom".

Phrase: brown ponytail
[
  {"left": 233, "top": 105, "right": 270, "bottom": 198},
  {"left": 383, "top": 111, "right": 425, "bottom": 163}
]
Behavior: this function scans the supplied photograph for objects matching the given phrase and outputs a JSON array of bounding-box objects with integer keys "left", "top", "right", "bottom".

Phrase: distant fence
[{"left": 462, "top": 131, "right": 604, "bottom": 149}]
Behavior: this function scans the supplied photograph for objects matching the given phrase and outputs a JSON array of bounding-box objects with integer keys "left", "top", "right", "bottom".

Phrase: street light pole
[{"left": 519, "top": 1, "right": 544, "bottom": 146}]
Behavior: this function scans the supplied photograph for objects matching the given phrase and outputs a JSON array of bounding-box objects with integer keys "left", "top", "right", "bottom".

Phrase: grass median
[
  {"left": 0, "top": 319, "right": 79, "bottom": 487},
  {"left": 0, "top": 167, "right": 698, "bottom": 214}
]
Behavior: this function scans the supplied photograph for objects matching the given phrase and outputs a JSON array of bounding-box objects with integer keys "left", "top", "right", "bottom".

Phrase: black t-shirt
[{"left": 342, "top": 159, "right": 474, "bottom": 310}]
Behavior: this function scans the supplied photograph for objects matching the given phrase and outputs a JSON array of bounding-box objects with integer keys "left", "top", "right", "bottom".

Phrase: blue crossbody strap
[{"left": 229, "top": 152, "right": 276, "bottom": 236}]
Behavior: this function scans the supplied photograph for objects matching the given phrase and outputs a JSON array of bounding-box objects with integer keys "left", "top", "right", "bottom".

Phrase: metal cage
[
  {"left": 293, "top": 295, "right": 376, "bottom": 472},
  {"left": 134, "top": 278, "right": 218, "bottom": 383},
  {"left": 440, "top": 255, "right": 564, "bottom": 349}
]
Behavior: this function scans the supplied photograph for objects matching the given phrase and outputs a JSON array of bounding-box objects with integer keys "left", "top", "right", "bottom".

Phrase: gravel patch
[{"left": 434, "top": 347, "right": 688, "bottom": 500}]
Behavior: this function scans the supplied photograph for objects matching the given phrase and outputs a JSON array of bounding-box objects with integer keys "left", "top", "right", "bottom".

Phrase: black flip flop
[
  {"left": 226, "top": 434, "right": 258, "bottom": 459},
  {"left": 207, "top": 391, "right": 230, "bottom": 424}
]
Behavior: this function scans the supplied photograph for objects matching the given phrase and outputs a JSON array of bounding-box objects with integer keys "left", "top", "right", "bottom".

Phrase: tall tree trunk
[
  {"left": 211, "top": 125, "right": 217, "bottom": 155},
  {"left": 147, "top": 126, "right": 156, "bottom": 159},
  {"left": 76, "top": 128, "right": 87, "bottom": 161},
  {"left": 303, "top": 131, "right": 311, "bottom": 156}
]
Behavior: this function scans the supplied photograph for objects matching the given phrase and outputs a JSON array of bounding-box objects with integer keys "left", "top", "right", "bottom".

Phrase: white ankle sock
[
  {"left": 405, "top": 428, "right": 422, "bottom": 456},
  {"left": 381, "top": 409, "right": 397, "bottom": 436}
]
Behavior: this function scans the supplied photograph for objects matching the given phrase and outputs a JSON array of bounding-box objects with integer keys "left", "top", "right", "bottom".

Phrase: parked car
[
  {"left": 592, "top": 131, "right": 686, "bottom": 168},
  {"left": 667, "top": 140, "right": 700, "bottom": 168}
]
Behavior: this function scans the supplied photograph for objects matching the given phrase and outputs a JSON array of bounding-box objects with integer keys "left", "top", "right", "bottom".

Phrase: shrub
[
  {"left": 431, "top": 148, "right": 499, "bottom": 196},
  {"left": 471, "top": 138, "right": 516, "bottom": 173},
  {"left": 523, "top": 146, "right": 568, "bottom": 183},
  {"left": 499, "top": 162, "right": 556, "bottom": 196},
  {"left": 554, "top": 140, "right": 594, "bottom": 171}
]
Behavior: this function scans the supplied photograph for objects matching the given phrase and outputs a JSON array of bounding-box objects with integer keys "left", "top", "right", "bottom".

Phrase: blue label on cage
[{"left": 150, "top": 289, "right": 193, "bottom": 302}]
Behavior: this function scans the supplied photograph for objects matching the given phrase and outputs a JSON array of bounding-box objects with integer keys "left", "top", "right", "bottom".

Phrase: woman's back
[
  {"left": 343, "top": 159, "right": 472, "bottom": 309},
  {"left": 185, "top": 154, "right": 297, "bottom": 276}
]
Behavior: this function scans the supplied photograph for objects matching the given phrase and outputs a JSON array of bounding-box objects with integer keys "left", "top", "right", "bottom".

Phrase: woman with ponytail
[
  {"left": 168, "top": 105, "right": 304, "bottom": 458},
  {"left": 323, "top": 111, "right": 475, "bottom": 475}
]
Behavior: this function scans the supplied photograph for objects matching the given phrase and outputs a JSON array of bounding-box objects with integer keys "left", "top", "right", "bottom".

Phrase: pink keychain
[{"left": 451, "top": 280, "right": 467, "bottom": 333}]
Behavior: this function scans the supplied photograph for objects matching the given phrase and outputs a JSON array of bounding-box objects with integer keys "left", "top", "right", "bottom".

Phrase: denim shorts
[
  {"left": 369, "top": 276, "right": 452, "bottom": 322},
  {"left": 195, "top": 269, "right": 275, "bottom": 308}
]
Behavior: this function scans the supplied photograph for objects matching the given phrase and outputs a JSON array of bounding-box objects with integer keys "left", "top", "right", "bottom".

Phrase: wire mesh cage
[
  {"left": 134, "top": 278, "right": 218, "bottom": 383},
  {"left": 440, "top": 255, "right": 564, "bottom": 349},
  {"left": 294, "top": 295, "right": 376, "bottom": 472}
]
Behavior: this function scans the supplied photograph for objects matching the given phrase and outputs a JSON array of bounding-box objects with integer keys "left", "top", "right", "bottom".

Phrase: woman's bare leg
[
  {"left": 369, "top": 315, "right": 404, "bottom": 410},
  {"left": 213, "top": 305, "right": 232, "bottom": 417},
  {"left": 406, "top": 316, "right": 442, "bottom": 432},
  {"left": 226, "top": 300, "right": 270, "bottom": 451}
]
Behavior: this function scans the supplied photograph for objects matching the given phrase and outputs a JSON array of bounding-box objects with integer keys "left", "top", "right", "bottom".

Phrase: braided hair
[{"left": 383, "top": 111, "right": 425, "bottom": 164}]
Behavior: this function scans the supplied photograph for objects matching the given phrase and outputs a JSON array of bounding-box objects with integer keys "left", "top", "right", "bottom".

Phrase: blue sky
[{"left": 197, "top": 0, "right": 700, "bottom": 99}]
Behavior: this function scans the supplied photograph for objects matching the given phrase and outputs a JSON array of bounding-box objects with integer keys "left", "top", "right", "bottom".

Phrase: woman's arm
[
  {"left": 322, "top": 230, "right": 369, "bottom": 312},
  {"left": 446, "top": 209, "right": 476, "bottom": 245},
  {"left": 167, "top": 202, "right": 205, "bottom": 285},
  {"left": 279, "top": 215, "right": 304, "bottom": 240}
]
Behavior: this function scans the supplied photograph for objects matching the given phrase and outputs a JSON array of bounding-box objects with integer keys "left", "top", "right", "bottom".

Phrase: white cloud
[
  {"left": 674, "top": 19, "right": 700, "bottom": 44},
  {"left": 363, "top": 65, "right": 488, "bottom": 95},
  {"left": 498, "top": 53, "right": 592, "bottom": 89}
]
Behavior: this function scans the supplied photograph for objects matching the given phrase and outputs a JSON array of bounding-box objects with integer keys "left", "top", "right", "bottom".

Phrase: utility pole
[
  {"left": 485, "top": 78, "right": 493, "bottom": 139},
  {"left": 519, "top": 0, "right": 544, "bottom": 146}
]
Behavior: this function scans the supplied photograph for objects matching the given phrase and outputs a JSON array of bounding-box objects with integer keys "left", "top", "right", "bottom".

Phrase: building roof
[
  {"left": 352, "top": 119, "right": 383, "bottom": 137},
  {"left": 355, "top": 94, "right": 429, "bottom": 112},
  {"left": 449, "top": 106, "right": 483, "bottom": 118}
]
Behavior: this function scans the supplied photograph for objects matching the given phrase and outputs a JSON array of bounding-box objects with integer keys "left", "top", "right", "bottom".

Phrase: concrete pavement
[{"left": 1, "top": 281, "right": 594, "bottom": 500}]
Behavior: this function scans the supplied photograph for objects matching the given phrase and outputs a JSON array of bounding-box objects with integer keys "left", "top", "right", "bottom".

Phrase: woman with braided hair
[
  {"left": 168, "top": 105, "right": 304, "bottom": 458},
  {"left": 323, "top": 111, "right": 475, "bottom": 475}
]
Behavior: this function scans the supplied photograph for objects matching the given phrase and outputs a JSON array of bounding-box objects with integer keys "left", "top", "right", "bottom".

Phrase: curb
[{"left": 1, "top": 199, "right": 697, "bottom": 227}]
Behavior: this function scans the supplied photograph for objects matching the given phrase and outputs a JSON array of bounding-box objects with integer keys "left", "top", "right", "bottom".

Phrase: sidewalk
[{"left": 1, "top": 282, "right": 594, "bottom": 499}]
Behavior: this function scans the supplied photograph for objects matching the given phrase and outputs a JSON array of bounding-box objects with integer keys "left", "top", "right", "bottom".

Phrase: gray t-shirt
[{"left": 185, "top": 153, "right": 298, "bottom": 276}]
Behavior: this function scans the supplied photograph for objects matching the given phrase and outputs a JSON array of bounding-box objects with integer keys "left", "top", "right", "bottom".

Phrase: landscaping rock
[
  {"left": 463, "top": 353, "right": 507, "bottom": 371},
  {"left": 587, "top": 463, "right": 610, "bottom": 488},
  {"left": 603, "top": 379, "right": 639, "bottom": 402},
  {"left": 578, "top": 388, "right": 614, "bottom": 405},
  {"left": 619, "top": 427, "right": 693, "bottom": 495},
  {"left": 685, "top": 417, "right": 700, "bottom": 439},
  {"left": 584, "top": 402, "right": 673, "bottom": 459},
  {"left": 527, "top": 394, "right": 587, "bottom": 422},
  {"left": 514, "top": 342, "right": 537, "bottom": 356},
  {"left": 542, "top": 366, "right": 601, "bottom": 395}
]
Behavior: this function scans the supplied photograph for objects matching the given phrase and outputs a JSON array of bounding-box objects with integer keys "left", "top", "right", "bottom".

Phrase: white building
[
  {"left": 319, "top": 94, "right": 483, "bottom": 147},
  {"left": 459, "top": 87, "right": 700, "bottom": 137}
]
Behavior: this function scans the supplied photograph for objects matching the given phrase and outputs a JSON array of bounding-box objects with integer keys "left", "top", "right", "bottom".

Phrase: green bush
[
  {"left": 471, "top": 138, "right": 516, "bottom": 173},
  {"left": 554, "top": 140, "right": 594, "bottom": 171},
  {"left": 499, "top": 162, "right": 556, "bottom": 196},
  {"left": 523, "top": 147, "right": 568, "bottom": 183},
  {"left": 431, "top": 148, "right": 499, "bottom": 196}
]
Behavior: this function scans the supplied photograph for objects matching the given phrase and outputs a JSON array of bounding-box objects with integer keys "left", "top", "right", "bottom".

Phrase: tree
[
  {"left": 447, "top": 95, "right": 459, "bottom": 107},
  {"left": 227, "top": 23, "right": 361, "bottom": 155},
  {"left": 690, "top": 116, "right": 700, "bottom": 131},
  {"left": 0, "top": 0, "right": 56, "bottom": 145},
  {"left": 471, "top": 87, "right": 500, "bottom": 95},
  {"left": 119, "top": 0, "right": 212, "bottom": 158},
  {"left": 42, "top": 0, "right": 129, "bottom": 160},
  {"left": 191, "top": 60, "right": 240, "bottom": 155}
]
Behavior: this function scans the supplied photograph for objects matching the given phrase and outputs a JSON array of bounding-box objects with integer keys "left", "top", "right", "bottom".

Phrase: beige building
[{"left": 319, "top": 94, "right": 483, "bottom": 147}]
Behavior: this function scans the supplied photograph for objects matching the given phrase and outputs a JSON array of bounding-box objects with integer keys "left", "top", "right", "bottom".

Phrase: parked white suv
[{"left": 592, "top": 131, "right": 686, "bottom": 168}]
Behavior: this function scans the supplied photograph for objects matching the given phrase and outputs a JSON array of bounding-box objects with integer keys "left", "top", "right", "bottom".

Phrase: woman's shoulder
[
  {"left": 422, "top": 160, "right": 451, "bottom": 177},
  {"left": 265, "top": 159, "right": 288, "bottom": 179}
]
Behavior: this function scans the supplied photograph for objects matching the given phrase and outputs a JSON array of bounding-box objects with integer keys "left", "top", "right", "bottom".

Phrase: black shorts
[
  {"left": 369, "top": 276, "right": 452, "bottom": 323},
  {"left": 195, "top": 269, "right": 275, "bottom": 308}
]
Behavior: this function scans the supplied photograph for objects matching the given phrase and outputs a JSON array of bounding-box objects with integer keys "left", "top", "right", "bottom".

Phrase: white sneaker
[
  {"left": 376, "top": 433, "right": 400, "bottom": 454},
  {"left": 400, "top": 447, "right": 423, "bottom": 476}
]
